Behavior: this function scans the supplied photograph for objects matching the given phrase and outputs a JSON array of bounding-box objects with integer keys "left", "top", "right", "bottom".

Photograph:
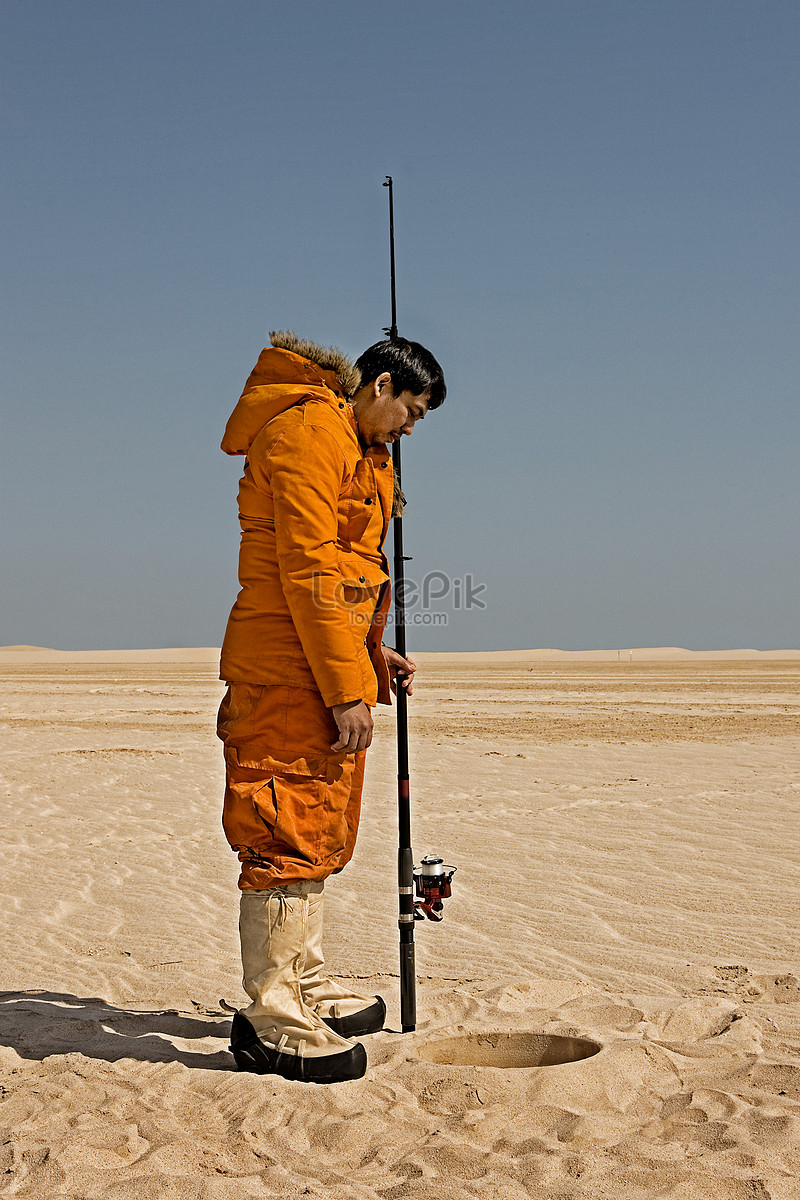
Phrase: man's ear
[{"left": 374, "top": 371, "right": 393, "bottom": 396}]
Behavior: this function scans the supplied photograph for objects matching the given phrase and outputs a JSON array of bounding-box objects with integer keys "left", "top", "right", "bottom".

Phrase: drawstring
[
  {"left": 268, "top": 889, "right": 289, "bottom": 931},
  {"left": 267, "top": 888, "right": 292, "bottom": 931}
]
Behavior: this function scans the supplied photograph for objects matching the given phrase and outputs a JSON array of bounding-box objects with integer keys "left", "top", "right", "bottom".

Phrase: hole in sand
[{"left": 419, "top": 1032, "right": 602, "bottom": 1069}]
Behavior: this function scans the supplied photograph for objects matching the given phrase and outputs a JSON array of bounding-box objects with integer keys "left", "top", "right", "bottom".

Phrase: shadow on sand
[{"left": 0, "top": 990, "right": 234, "bottom": 1071}]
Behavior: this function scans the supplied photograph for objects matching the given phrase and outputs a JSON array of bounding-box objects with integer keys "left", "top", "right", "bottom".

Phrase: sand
[{"left": 1, "top": 651, "right": 798, "bottom": 1198}]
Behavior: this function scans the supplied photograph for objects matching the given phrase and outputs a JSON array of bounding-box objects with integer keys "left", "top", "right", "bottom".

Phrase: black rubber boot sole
[
  {"left": 230, "top": 1013, "right": 367, "bottom": 1083},
  {"left": 322, "top": 996, "right": 386, "bottom": 1039}
]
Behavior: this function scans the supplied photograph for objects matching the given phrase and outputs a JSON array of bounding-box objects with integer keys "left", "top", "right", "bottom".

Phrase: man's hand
[
  {"left": 381, "top": 646, "right": 417, "bottom": 696},
  {"left": 330, "top": 700, "right": 373, "bottom": 753}
]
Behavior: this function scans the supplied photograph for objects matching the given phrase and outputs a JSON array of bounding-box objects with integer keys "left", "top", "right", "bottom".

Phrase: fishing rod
[
  {"left": 382, "top": 176, "right": 455, "bottom": 1034},
  {"left": 383, "top": 175, "right": 415, "bottom": 1032}
]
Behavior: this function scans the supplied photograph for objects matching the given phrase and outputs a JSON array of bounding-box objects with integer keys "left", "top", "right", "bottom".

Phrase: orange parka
[{"left": 219, "top": 332, "right": 394, "bottom": 708}]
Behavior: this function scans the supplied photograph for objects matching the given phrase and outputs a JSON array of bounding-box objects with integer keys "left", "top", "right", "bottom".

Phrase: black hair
[{"left": 355, "top": 338, "right": 446, "bottom": 409}]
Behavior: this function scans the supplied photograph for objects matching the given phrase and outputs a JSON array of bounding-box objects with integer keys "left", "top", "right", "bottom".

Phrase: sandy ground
[{"left": 0, "top": 652, "right": 799, "bottom": 1199}]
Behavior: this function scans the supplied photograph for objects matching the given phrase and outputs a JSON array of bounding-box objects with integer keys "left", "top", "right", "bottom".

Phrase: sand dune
[
  {"left": 0, "top": 646, "right": 222, "bottom": 664},
  {"left": 1, "top": 656, "right": 799, "bottom": 1198},
  {"left": 2, "top": 644, "right": 798, "bottom": 665}
]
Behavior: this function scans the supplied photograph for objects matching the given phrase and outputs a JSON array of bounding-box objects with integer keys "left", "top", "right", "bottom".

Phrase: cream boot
[
  {"left": 301, "top": 882, "right": 386, "bottom": 1038},
  {"left": 231, "top": 885, "right": 367, "bottom": 1083}
]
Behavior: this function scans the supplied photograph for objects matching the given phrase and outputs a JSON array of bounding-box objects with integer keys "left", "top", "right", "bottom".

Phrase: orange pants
[{"left": 217, "top": 683, "right": 366, "bottom": 890}]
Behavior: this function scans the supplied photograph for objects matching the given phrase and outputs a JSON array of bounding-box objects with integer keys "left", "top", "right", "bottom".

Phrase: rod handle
[{"left": 399, "top": 936, "right": 416, "bottom": 1031}]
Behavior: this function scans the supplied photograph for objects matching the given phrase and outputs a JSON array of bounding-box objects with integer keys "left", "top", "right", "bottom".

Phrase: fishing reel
[{"left": 413, "top": 854, "right": 457, "bottom": 922}]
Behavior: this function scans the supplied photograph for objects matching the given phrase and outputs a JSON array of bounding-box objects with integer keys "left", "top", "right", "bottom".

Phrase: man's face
[{"left": 355, "top": 373, "right": 430, "bottom": 447}]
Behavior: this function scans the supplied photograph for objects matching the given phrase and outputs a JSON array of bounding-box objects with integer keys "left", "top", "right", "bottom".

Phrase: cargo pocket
[
  {"left": 222, "top": 737, "right": 357, "bottom": 874},
  {"left": 267, "top": 772, "right": 327, "bottom": 864},
  {"left": 272, "top": 755, "right": 356, "bottom": 868},
  {"left": 317, "top": 755, "right": 358, "bottom": 866},
  {"left": 221, "top": 752, "right": 279, "bottom": 860}
]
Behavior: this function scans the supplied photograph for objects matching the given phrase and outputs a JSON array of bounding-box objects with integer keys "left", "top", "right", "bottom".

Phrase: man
[{"left": 217, "top": 330, "right": 446, "bottom": 1083}]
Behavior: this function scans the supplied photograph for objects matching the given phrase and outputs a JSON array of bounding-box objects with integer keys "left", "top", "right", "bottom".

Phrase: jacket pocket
[
  {"left": 335, "top": 557, "right": 390, "bottom": 643},
  {"left": 339, "top": 459, "right": 379, "bottom": 547},
  {"left": 336, "top": 555, "right": 389, "bottom": 596}
]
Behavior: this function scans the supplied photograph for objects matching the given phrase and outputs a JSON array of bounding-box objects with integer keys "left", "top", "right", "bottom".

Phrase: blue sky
[{"left": 2, "top": 0, "right": 797, "bottom": 650}]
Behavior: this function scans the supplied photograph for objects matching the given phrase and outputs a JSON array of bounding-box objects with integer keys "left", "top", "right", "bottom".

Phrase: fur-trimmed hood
[
  {"left": 221, "top": 332, "right": 406, "bottom": 516},
  {"left": 221, "top": 332, "right": 361, "bottom": 457},
  {"left": 269, "top": 330, "right": 361, "bottom": 397}
]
